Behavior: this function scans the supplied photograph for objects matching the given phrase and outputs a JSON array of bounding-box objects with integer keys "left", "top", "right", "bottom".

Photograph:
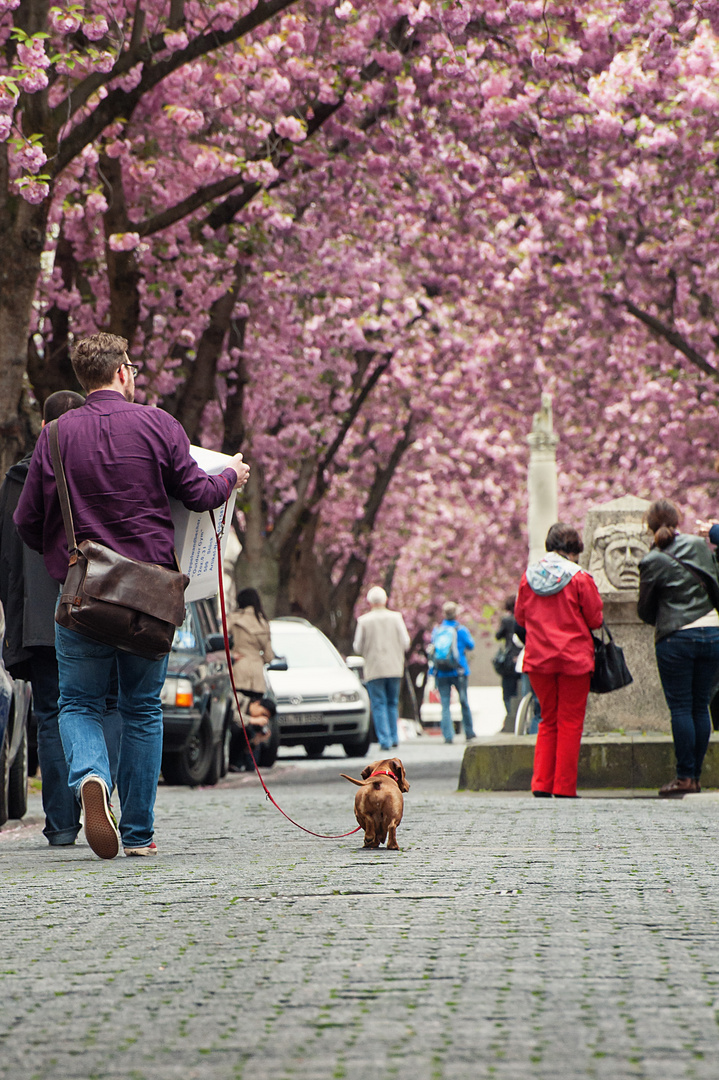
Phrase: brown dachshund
[{"left": 340, "top": 757, "right": 409, "bottom": 850}]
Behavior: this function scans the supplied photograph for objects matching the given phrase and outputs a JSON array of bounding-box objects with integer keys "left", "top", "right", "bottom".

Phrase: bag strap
[
  {"left": 665, "top": 551, "right": 711, "bottom": 594},
  {"left": 47, "top": 419, "right": 79, "bottom": 561}
]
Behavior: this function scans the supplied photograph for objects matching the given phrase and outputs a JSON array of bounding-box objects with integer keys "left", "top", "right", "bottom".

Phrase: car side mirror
[
  {"left": 205, "top": 633, "right": 227, "bottom": 653},
  {"left": 267, "top": 656, "right": 288, "bottom": 671},
  {"left": 345, "top": 655, "right": 364, "bottom": 672}
]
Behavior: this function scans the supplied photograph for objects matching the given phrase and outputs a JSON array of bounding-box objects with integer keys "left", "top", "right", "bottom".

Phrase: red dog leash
[{"left": 210, "top": 508, "right": 361, "bottom": 839}]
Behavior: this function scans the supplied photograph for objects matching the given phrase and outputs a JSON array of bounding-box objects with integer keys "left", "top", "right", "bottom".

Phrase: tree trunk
[{"left": 0, "top": 180, "right": 50, "bottom": 470}]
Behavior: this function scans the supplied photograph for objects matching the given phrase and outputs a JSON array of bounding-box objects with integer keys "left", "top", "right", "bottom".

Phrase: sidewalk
[{"left": 2, "top": 769, "right": 719, "bottom": 1079}]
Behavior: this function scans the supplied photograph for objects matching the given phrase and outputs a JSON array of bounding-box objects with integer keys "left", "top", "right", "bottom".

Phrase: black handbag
[
  {"left": 49, "top": 420, "right": 189, "bottom": 660},
  {"left": 590, "top": 624, "right": 633, "bottom": 694}
]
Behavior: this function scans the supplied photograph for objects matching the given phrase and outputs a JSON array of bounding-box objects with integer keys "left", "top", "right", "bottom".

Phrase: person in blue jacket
[{"left": 429, "top": 601, "right": 476, "bottom": 744}]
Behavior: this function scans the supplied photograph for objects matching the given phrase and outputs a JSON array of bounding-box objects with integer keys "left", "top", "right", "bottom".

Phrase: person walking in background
[
  {"left": 227, "top": 587, "right": 275, "bottom": 771},
  {"left": 0, "top": 390, "right": 122, "bottom": 847},
  {"left": 495, "top": 595, "right": 520, "bottom": 730},
  {"left": 353, "top": 586, "right": 410, "bottom": 751},
  {"left": 429, "top": 601, "right": 476, "bottom": 744},
  {"left": 640, "top": 499, "right": 719, "bottom": 796},
  {"left": 14, "top": 333, "right": 249, "bottom": 859},
  {"left": 515, "top": 523, "right": 603, "bottom": 798}
]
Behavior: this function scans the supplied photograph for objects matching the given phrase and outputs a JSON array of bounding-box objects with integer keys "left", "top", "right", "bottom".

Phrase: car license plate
[{"left": 282, "top": 712, "right": 325, "bottom": 725}]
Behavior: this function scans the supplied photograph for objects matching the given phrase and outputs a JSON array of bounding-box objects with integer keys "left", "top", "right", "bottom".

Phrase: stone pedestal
[
  {"left": 581, "top": 495, "right": 671, "bottom": 734},
  {"left": 583, "top": 595, "right": 671, "bottom": 733}
]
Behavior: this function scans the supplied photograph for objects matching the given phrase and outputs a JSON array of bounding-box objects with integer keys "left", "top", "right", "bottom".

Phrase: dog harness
[{"left": 369, "top": 769, "right": 399, "bottom": 783}]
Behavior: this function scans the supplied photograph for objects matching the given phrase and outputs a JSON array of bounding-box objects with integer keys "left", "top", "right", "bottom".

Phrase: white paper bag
[{"left": 170, "top": 446, "right": 238, "bottom": 602}]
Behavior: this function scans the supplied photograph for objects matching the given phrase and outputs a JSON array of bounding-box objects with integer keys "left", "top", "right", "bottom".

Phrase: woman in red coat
[{"left": 514, "top": 523, "right": 603, "bottom": 798}]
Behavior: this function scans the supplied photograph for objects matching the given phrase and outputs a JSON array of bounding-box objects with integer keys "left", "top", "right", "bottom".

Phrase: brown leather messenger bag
[{"left": 48, "top": 419, "right": 189, "bottom": 660}]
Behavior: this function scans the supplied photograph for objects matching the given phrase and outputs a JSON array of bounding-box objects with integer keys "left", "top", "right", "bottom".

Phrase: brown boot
[{"left": 658, "top": 777, "right": 698, "bottom": 797}]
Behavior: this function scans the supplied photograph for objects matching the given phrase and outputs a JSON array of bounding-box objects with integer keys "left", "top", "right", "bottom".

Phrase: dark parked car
[
  {"left": 0, "top": 601, "right": 32, "bottom": 826},
  {"left": 160, "top": 599, "right": 279, "bottom": 786}
]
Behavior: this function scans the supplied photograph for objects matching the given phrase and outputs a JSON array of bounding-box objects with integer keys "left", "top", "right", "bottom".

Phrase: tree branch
[
  {"left": 607, "top": 294, "right": 719, "bottom": 380},
  {"left": 53, "top": 0, "right": 300, "bottom": 174}
]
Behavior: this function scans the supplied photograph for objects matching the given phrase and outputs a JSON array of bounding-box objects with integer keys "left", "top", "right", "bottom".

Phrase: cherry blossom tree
[{"left": 5, "top": 0, "right": 719, "bottom": 650}]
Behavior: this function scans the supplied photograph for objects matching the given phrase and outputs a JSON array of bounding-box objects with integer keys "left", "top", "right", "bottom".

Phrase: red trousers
[{"left": 529, "top": 671, "right": 592, "bottom": 797}]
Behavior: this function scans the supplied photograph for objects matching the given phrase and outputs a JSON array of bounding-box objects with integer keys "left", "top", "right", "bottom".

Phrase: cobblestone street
[{"left": 3, "top": 744, "right": 719, "bottom": 1080}]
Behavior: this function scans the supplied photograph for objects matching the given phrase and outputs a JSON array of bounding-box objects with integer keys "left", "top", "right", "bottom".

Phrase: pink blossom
[
  {"left": 108, "top": 232, "right": 141, "bottom": 252},
  {"left": 164, "top": 30, "right": 189, "bottom": 52},
  {"left": 17, "top": 41, "right": 51, "bottom": 68},
  {"left": 19, "top": 69, "right": 49, "bottom": 93},
  {"left": 0, "top": 0, "right": 20, "bottom": 12},
  {"left": 0, "top": 115, "right": 11, "bottom": 142},
  {"left": 14, "top": 176, "right": 49, "bottom": 204},
  {"left": 168, "top": 106, "right": 205, "bottom": 133},
  {"left": 49, "top": 9, "right": 82, "bottom": 34},
  {"left": 15, "top": 142, "right": 47, "bottom": 174},
  {"left": 94, "top": 52, "right": 116, "bottom": 74},
  {"left": 0, "top": 82, "right": 17, "bottom": 114},
  {"left": 335, "top": 1, "right": 354, "bottom": 19},
  {"left": 83, "top": 16, "right": 109, "bottom": 41},
  {"left": 275, "top": 115, "right": 306, "bottom": 142}
]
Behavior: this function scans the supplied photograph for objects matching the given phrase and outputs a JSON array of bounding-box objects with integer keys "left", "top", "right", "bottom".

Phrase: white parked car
[{"left": 267, "top": 617, "right": 372, "bottom": 758}]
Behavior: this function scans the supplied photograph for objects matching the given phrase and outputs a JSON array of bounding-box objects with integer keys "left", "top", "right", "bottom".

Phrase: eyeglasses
[{"left": 119, "top": 362, "right": 139, "bottom": 378}]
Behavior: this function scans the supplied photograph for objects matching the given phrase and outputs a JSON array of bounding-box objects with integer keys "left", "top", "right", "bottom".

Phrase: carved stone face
[{"left": 588, "top": 524, "right": 651, "bottom": 592}]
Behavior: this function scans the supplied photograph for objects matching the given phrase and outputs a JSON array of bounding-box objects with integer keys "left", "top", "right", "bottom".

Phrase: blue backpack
[{"left": 431, "top": 624, "right": 459, "bottom": 672}]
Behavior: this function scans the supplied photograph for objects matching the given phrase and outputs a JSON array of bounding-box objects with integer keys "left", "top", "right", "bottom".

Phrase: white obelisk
[{"left": 527, "top": 393, "right": 559, "bottom": 565}]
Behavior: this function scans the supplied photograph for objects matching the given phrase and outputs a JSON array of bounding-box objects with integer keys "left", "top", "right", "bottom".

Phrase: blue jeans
[
  {"left": 655, "top": 627, "right": 719, "bottom": 780},
  {"left": 436, "top": 674, "right": 475, "bottom": 741},
  {"left": 15, "top": 648, "right": 122, "bottom": 846},
  {"left": 366, "top": 677, "right": 401, "bottom": 750},
  {"left": 55, "top": 624, "right": 168, "bottom": 849}
]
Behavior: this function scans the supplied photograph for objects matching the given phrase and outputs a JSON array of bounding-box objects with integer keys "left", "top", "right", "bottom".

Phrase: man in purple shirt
[{"left": 14, "top": 332, "right": 249, "bottom": 861}]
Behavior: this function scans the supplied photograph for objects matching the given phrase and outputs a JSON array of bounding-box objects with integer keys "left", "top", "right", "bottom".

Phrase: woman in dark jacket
[
  {"left": 515, "top": 523, "right": 603, "bottom": 798},
  {"left": 638, "top": 499, "right": 719, "bottom": 796}
]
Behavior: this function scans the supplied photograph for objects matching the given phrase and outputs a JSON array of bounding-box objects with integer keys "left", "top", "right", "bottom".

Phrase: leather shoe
[{"left": 658, "top": 777, "right": 698, "bottom": 797}]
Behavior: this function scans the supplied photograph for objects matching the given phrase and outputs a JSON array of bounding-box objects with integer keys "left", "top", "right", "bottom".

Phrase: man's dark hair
[
  {"left": 545, "top": 522, "right": 584, "bottom": 556},
  {"left": 43, "top": 390, "right": 85, "bottom": 423},
  {"left": 504, "top": 594, "right": 515, "bottom": 613},
  {"left": 71, "top": 332, "right": 128, "bottom": 392}
]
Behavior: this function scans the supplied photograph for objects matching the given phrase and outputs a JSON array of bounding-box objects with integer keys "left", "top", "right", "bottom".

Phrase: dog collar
[{"left": 369, "top": 769, "right": 398, "bottom": 783}]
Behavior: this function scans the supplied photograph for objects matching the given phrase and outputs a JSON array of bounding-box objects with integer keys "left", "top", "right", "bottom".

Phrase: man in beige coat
[{"left": 353, "top": 586, "right": 410, "bottom": 751}]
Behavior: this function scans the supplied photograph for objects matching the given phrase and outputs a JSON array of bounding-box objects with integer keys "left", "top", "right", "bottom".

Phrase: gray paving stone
[{"left": 2, "top": 776, "right": 719, "bottom": 1079}]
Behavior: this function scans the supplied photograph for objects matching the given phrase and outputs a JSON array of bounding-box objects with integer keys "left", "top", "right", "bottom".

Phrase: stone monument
[
  {"left": 527, "top": 393, "right": 559, "bottom": 564},
  {"left": 581, "top": 495, "right": 671, "bottom": 733}
]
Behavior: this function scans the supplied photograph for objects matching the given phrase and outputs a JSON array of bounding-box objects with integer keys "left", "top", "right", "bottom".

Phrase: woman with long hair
[
  {"left": 638, "top": 499, "right": 719, "bottom": 796},
  {"left": 515, "top": 523, "right": 603, "bottom": 798},
  {"left": 227, "top": 587, "right": 275, "bottom": 770}
]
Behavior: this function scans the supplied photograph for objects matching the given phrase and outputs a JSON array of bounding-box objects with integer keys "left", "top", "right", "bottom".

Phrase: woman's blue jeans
[
  {"left": 655, "top": 627, "right": 719, "bottom": 780},
  {"left": 55, "top": 623, "right": 168, "bottom": 848}
]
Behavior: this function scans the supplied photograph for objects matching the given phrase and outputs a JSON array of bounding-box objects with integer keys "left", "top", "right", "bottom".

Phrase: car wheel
[
  {"left": 8, "top": 721, "right": 28, "bottom": 820},
  {"left": 204, "top": 716, "right": 232, "bottom": 787},
  {"left": 162, "top": 717, "right": 214, "bottom": 786},
  {"left": 304, "top": 743, "right": 325, "bottom": 758},
  {"left": 257, "top": 715, "right": 280, "bottom": 768},
  {"left": 0, "top": 731, "right": 10, "bottom": 827},
  {"left": 342, "top": 728, "right": 372, "bottom": 757}
]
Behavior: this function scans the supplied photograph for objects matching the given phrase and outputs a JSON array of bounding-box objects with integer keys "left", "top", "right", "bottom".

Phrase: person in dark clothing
[
  {"left": 14, "top": 334, "right": 249, "bottom": 859},
  {"left": 495, "top": 595, "right": 520, "bottom": 727},
  {"left": 639, "top": 499, "right": 719, "bottom": 797},
  {"left": 0, "top": 390, "right": 122, "bottom": 846}
]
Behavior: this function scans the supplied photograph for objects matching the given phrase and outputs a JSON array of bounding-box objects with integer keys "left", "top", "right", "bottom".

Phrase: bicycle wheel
[{"left": 514, "top": 693, "right": 535, "bottom": 736}]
